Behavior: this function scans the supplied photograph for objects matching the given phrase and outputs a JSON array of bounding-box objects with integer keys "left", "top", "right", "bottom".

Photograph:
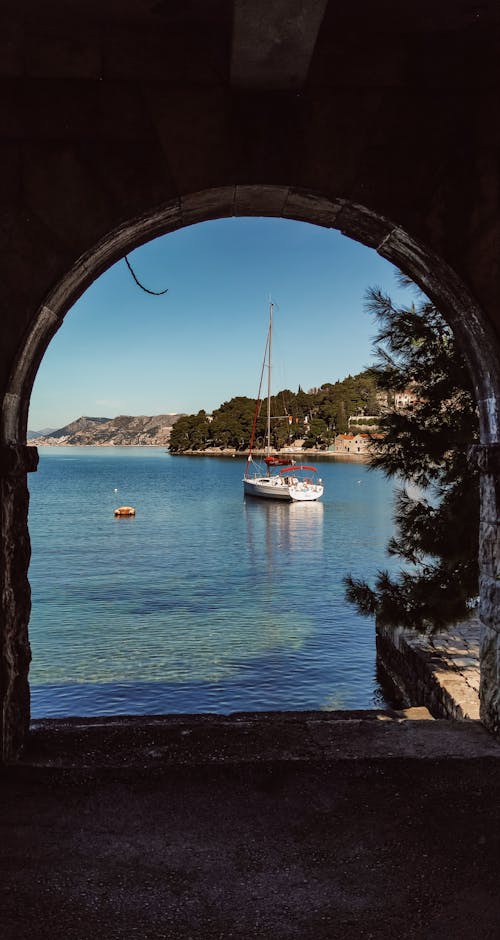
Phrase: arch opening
[
  {"left": 26, "top": 216, "right": 407, "bottom": 721},
  {"left": 3, "top": 186, "right": 500, "bottom": 759},
  {"left": 5, "top": 188, "right": 500, "bottom": 446}
]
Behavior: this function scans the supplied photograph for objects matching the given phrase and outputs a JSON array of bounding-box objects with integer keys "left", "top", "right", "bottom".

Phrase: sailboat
[{"left": 243, "top": 303, "right": 324, "bottom": 502}]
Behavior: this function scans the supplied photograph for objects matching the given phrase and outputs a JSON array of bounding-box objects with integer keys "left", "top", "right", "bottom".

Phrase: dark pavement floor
[{"left": 1, "top": 712, "right": 499, "bottom": 939}]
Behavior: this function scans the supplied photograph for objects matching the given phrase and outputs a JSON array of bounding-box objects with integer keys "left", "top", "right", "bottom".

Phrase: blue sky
[{"left": 29, "top": 217, "right": 408, "bottom": 430}]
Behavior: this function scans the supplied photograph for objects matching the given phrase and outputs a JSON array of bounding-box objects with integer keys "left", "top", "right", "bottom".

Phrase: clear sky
[{"left": 29, "top": 217, "right": 408, "bottom": 431}]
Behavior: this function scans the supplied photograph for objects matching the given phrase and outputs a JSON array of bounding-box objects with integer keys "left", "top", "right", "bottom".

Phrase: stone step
[{"left": 24, "top": 711, "right": 500, "bottom": 769}]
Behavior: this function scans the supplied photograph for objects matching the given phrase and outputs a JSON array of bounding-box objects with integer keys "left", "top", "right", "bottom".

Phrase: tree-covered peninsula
[{"left": 169, "top": 371, "right": 381, "bottom": 453}]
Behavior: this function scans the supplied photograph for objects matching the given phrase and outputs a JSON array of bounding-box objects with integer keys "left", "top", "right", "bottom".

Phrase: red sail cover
[
  {"left": 264, "top": 456, "right": 290, "bottom": 466},
  {"left": 279, "top": 465, "right": 318, "bottom": 474}
]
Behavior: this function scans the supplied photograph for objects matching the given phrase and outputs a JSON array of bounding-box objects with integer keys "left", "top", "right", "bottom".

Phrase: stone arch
[
  {"left": 2, "top": 186, "right": 500, "bottom": 759},
  {"left": 5, "top": 188, "right": 500, "bottom": 445}
]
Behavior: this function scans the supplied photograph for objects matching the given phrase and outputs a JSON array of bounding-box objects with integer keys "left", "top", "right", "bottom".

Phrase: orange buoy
[{"left": 114, "top": 506, "right": 136, "bottom": 517}]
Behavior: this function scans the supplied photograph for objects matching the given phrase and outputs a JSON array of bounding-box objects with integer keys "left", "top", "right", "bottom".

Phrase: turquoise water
[{"left": 28, "top": 447, "right": 396, "bottom": 717}]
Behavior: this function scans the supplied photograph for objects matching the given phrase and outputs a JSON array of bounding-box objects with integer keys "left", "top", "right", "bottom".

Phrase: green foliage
[
  {"left": 303, "top": 418, "right": 331, "bottom": 448},
  {"left": 349, "top": 417, "right": 379, "bottom": 427},
  {"left": 168, "top": 371, "right": 382, "bottom": 453},
  {"left": 344, "top": 286, "right": 479, "bottom": 633},
  {"left": 209, "top": 397, "right": 256, "bottom": 450},
  {"left": 169, "top": 410, "right": 211, "bottom": 453},
  {"left": 315, "top": 372, "right": 380, "bottom": 433}
]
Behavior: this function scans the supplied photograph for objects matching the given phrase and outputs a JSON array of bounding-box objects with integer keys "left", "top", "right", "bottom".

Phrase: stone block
[
  {"left": 376, "top": 618, "right": 482, "bottom": 723},
  {"left": 335, "top": 199, "right": 393, "bottom": 250},
  {"left": 479, "top": 623, "right": 500, "bottom": 734},
  {"left": 479, "top": 576, "right": 500, "bottom": 630},
  {"left": 0, "top": 471, "right": 32, "bottom": 760},
  {"left": 398, "top": 707, "right": 434, "bottom": 720},
  {"left": 472, "top": 444, "right": 500, "bottom": 476},
  {"left": 235, "top": 185, "right": 289, "bottom": 217},
  {"left": 182, "top": 188, "right": 236, "bottom": 227},
  {"left": 283, "top": 189, "right": 339, "bottom": 228},
  {"left": 481, "top": 474, "right": 500, "bottom": 526},
  {"left": 0, "top": 444, "right": 38, "bottom": 477}
]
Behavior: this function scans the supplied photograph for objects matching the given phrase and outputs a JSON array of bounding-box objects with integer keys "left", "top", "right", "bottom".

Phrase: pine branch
[{"left": 345, "top": 283, "right": 479, "bottom": 633}]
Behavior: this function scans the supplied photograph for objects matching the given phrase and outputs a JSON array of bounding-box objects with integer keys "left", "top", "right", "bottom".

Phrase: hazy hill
[
  {"left": 27, "top": 427, "right": 57, "bottom": 440},
  {"left": 33, "top": 414, "right": 184, "bottom": 446}
]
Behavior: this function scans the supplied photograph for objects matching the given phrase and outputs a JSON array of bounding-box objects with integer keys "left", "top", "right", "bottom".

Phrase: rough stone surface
[
  {"left": 34, "top": 414, "right": 183, "bottom": 447},
  {"left": 470, "top": 442, "right": 500, "bottom": 476},
  {"left": 479, "top": 573, "right": 500, "bottom": 631},
  {"left": 0, "top": 443, "right": 39, "bottom": 475},
  {"left": 376, "top": 619, "right": 482, "bottom": 721},
  {"left": 0, "top": 714, "right": 499, "bottom": 939},
  {"left": 480, "top": 623, "right": 500, "bottom": 735},
  {"left": 0, "top": 473, "right": 33, "bottom": 761},
  {"left": 24, "top": 710, "right": 500, "bottom": 764},
  {"left": 479, "top": 471, "right": 500, "bottom": 524}
]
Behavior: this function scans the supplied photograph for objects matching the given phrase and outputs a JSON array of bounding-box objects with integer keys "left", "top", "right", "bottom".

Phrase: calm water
[{"left": 28, "top": 448, "right": 396, "bottom": 717}]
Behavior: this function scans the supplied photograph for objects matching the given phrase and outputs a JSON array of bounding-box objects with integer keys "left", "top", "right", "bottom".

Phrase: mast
[
  {"left": 244, "top": 306, "right": 271, "bottom": 478},
  {"left": 266, "top": 301, "right": 273, "bottom": 456}
]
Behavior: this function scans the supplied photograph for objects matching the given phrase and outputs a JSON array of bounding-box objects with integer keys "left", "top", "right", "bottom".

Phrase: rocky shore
[{"left": 32, "top": 414, "right": 183, "bottom": 447}]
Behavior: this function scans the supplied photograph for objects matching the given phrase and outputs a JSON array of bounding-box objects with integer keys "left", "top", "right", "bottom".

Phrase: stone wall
[
  {"left": 376, "top": 619, "right": 481, "bottom": 721},
  {"left": 474, "top": 446, "right": 500, "bottom": 735},
  {"left": 0, "top": 445, "right": 38, "bottom": 761}
]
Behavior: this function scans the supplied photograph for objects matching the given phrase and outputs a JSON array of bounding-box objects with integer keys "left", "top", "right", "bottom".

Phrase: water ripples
[{"left": 28, "top": 448, "right": 396, "bottom": 716}]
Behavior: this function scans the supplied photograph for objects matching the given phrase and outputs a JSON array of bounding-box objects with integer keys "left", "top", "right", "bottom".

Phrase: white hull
[{"left": 243, "top": 475, "right": 323, "bottom": 502}]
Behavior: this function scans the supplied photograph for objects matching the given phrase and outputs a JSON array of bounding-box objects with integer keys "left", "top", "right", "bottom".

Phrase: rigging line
[
  {"left": 124, "top": 256, "right": 169, "bottom": 295},
  {"left": 245, "top": 325, "right": 271, "bottom": 474}
]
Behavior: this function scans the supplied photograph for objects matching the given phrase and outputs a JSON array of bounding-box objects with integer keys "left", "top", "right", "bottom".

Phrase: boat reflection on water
[{"left": 244, "top": 497, "right": 324, "bottom": 573}]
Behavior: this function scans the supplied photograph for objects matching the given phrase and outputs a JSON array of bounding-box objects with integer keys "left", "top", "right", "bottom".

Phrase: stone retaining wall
[{"left": 376, "top": 618, "right": 481, "bottom": 720}]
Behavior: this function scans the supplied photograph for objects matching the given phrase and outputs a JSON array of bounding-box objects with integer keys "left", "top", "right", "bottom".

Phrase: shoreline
[
  {"left": 35, "top": 443, "right": 371, "bottom": 462},
  {"left": 177, "top": 447, "right": 371, "bottom": 462}
]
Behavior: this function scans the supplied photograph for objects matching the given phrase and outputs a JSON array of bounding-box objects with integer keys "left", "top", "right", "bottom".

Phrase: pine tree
[{"left": 344, "top": 284, "right": 479, "bottom": 632}]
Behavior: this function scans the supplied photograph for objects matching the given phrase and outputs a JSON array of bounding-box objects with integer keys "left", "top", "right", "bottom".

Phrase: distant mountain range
[
  {"left": 27, "top": 427, "right": 57, "bottom": 439},
  {"left": 30, "top": 414, "right": 184, "bottom": 446}
]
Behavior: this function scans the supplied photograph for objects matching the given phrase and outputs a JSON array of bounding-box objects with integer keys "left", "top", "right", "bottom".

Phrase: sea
[{"left": 27, "top": 447, "right": 397, "bottom": 718}]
